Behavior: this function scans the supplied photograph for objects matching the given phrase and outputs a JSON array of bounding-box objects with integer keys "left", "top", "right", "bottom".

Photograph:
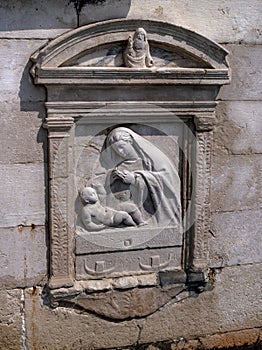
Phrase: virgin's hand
[
  {"left": 112, "top": 169, "right": 123, "bottom": 181},
  {"left": 122, "top": 171, "right": 136, "bottom": 184},
  {"left": 114, "top": 170, "right": 135, "bottom": 184}
]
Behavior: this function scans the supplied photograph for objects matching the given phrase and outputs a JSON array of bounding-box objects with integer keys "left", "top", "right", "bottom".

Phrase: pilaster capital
[
  {"left": 43, "top": 116, "right": 74, "bottom": 137},
  {"left": 194, "top": 114, "right": 217, "bottom": 132}
]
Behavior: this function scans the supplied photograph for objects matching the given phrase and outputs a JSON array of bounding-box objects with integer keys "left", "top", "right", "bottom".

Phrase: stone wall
[{"left": 0, "top": 1, "right": 261, "bottom": 349}]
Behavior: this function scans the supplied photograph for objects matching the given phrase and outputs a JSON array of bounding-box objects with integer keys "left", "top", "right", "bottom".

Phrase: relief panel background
[{"left": 74, "top": 121, "right": 184, "bottom": 278}]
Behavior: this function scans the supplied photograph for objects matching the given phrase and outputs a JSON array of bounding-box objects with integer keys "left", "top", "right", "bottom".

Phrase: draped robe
[{"left": 97, "top": 127, "right": 181, "bottom": 227}]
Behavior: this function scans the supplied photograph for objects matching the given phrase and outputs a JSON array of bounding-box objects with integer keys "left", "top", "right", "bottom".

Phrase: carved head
[
  {"left": 107, "top": 129, "right": 138, "bottom": 160},
  {"left": 134, "top": 28, "right": 146, "bottom": 41},
  {"left": 133, "top": 28, "right": 147, "bottom": 50},
  {"left": 80, "top": 187, "right": 98, "bottom": 204}
]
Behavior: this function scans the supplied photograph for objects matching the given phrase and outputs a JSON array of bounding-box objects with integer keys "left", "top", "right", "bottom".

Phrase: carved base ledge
[
  {"left": 49, "top": 276, "right": 74, "bottom": 290},
  {"left": 47, "top": 273, "right": 187, "bottom": 319}
]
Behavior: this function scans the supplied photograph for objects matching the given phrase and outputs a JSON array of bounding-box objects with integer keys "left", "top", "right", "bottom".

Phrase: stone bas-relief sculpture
[
  {"left": 78, "top": 127, "right": 181, "bottom": 233},
  {"left": 124, "top": 28, "right": 153, "bottom": 68},
  {"left": 30, "top": 18, "right": 230, "bottom": 319}
]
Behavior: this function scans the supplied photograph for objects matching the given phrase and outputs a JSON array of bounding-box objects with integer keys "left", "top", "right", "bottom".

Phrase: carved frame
[{"left": 31, "top": 19, "right": 230, "bottom": 317}]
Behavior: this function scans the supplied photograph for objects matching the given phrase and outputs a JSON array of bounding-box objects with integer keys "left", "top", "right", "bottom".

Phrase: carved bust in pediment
[
  {"left": 54, "top": 25, "right": 217, "bottom": 69},
  {"left": 123, "top": 28, "right": 154, "bottom": 68}
]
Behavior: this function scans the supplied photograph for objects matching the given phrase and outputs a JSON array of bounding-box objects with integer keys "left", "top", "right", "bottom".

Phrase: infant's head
[{"left": 80, "top": 187, "right": 98, "bottom": 204}]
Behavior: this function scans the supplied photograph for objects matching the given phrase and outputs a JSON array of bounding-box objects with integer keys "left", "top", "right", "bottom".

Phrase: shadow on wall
[
  {"left": 18, "top": 59, "right": 47, "bottom": 163},
  {"left": 0, "top": 0, "right": 76, "bottom": 31},
  {"left": 77, "top": 0, "right": 132, "bottom": 26},
  {"left": 19, "top": 60, "right": 46, "bottom": 159},
  {"left": 0, "top": 0, "right": 131, "bottom": 31},
  {"left": 18, "top": 60, "right": 49, "bottom": 274}
]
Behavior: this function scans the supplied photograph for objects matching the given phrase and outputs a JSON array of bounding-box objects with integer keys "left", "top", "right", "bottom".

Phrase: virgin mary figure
[
  {"left": 95, "top": 127, "right": 181, "bottom": 227},
  {"left": 123, "top": 28, "right": 153, "bottom": 68}
]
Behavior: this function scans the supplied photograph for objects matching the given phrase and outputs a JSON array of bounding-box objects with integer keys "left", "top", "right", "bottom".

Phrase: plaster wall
[{"left": 0, "top": 1, "right": 261, "bottom": 349}]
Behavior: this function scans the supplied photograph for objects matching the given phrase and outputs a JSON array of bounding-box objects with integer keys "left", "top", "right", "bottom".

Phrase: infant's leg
[
  {"left": 129, "top": 209, "right": 147, "bottom": 226},
  {"left": 114, "top": 211, "right": 136, "bottom": 226}
]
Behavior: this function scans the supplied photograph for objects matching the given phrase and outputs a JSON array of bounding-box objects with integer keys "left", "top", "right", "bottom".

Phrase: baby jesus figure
[{"left": 80, "top": 187, "right": 144, "bottom": 232}]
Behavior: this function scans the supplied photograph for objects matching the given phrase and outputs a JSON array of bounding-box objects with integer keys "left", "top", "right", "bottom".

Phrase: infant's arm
[{"left": 81, "top": 207, "right": 105, "bottom": 231}]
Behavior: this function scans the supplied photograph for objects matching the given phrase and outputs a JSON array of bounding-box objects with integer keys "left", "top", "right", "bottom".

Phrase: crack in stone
[{"left": 136, "top": 322, "right": 144, "bottom": 347}]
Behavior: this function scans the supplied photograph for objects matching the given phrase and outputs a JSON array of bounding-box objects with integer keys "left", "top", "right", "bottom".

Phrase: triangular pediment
[{"left": 31, "top": 19, "right": 230, "bottom": 85}]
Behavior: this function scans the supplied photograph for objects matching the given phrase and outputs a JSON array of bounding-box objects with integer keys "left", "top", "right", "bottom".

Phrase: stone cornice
[
  {"left": 45, "top": 101, "right": 217, "bottom": 120},
  {"left": 35, "top": 67, "right": 230, "bottom": 85}
]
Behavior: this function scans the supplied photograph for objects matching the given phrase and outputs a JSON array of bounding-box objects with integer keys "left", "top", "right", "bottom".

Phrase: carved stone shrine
[{"left": 31, "top": 19, "right": 230, "bottom": 319}]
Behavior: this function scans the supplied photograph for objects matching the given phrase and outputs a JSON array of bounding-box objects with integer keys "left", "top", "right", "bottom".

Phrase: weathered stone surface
[
  {"left": 0, "top": 102, "right": 46, "bottom": 164},
  {"left": 72, "top": 286, "right": 184, "bottom": 320},
  {"left": 214, "top": 101, "right": 262, "bottom": 156},
  {"left": 0, "top": 289, "right": 22, "bottom": 350},
  {"left": 0, "top": 39, "right": 46, "bottom": 103},
  {"left": 0, "top": 226, "right": 47, "bottom": 289},
  {"left": 23, "top": 264, "right": 262, "bottom": 348},
  {"left": 0, "top": 163, "right": 46, "bottom": 227},
  {"left": 209, "top": 209, "right": 262, "bottom": 267},
  {"left": 159, "top": 270, "right": 187, "bottom": 286},
  {"left": 1, "top": 1, "right": 261, "bottom": 45},
  {"left": 144, "top": 345, "right": 160, "bottom": 350},
  {"left": 0, "top": 0, "right": 76, "bottom": 39},
  {"left": 79, "top": 0, "right": 132, "bottom": 30},
  {"left": 25, "top": 287, "right": 140, "bottom": 350},
  {"left": 211, "top": 155, "right": 262, "bottom": 213},
  {"left": 198, "top": 327, "right": 262, "bottom": 349},
  {"left": 219, "top": 44, "right": 262, "bottom": 101},
  {"left": 170, "top": 338, "right": 200, "bottom": 350},
  {"left": 111, "top": 328, "right": 262, "bottom": 349},
  {"left": 139, "top": 264, "right": 262, "bottom": 344},
  {"left": 80, "top": 0, "right": 262, "bottom": 45},
  {"left": 170, "top": 328, "right": 261, "bottom": 349}
]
